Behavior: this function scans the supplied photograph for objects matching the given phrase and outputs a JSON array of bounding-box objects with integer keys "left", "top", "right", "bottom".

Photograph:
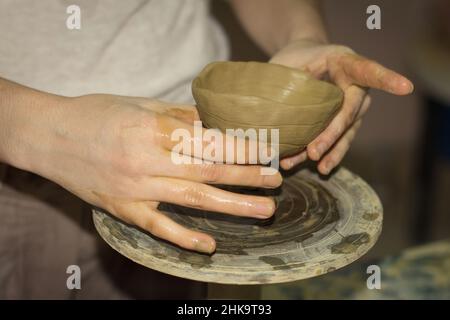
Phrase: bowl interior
[{"left": 193, "top": 61, "right": 342, "bottom": 106}]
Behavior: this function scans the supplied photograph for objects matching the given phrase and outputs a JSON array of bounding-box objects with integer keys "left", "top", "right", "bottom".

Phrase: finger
[
  {"left": 149, "top": 177, "right": 276, "bottom": 219},
  {"left": 355, "top": 94, "right": 371, "bottom": 121},
  {"left": 317, "top": 120, "right": 362, "bottom": 175},
  {"left": 114, "top": 201, "right": 216, "bottom": 254},
  {"left": 307, "top": 85, "right": 366, "bottom": 161},
  {"left": 156, "top": 114, "right": 275, "bottom": 164},
  {"left": 330, "top": 53, "right": 414, "bottom": 94},
  {"left": 280, "top": 150, "right": 308, "bottom": 170},
  {"left": 163, "top": 155, "right": 282, "bottom": 188}
]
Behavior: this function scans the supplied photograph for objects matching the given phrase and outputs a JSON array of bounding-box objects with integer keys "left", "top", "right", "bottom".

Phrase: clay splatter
[
  {"left": 102, "top": 215, "right": 138, "bottom": 249},
  {"left": 363, "top": 212, "right": 380, "bottom": 221},
  {"left": 331, "top": 233, "right": 370, "bottom": 254},
  {"left": 178, "top": 251, "right": 213, "bottom": 269},
  {"left": 259, "top": 256, "right": 290, "bottom": 270}
]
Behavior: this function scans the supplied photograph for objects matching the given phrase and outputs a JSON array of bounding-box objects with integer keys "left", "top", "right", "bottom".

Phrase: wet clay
[
  {"left": 92, "top": 167, "right": 383, "bottom": 285},
  {"left": 192, "top": 61, "right": 344, "bottom": 158}
]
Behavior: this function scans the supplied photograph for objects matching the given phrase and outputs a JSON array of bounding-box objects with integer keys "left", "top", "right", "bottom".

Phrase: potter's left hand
[{"left": 271, "top": 39, "right": 414, "bottom": 174}]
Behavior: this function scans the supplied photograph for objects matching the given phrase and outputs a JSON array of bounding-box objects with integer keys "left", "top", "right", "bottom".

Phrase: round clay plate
[{"left": 92, "top": 167, "right": 382, "bottom": 285}]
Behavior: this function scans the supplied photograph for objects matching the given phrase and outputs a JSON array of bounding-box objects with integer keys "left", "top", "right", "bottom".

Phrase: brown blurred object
[
  {"left": 408, "top": 0, "right": 450, "bottom": 244},
  {"left": 434, "top": 0, "right": 450, "bottom": 41}
]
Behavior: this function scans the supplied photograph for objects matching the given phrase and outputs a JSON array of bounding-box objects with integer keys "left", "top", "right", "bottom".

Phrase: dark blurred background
[{"left": 210, "top": 0, "right": 450, "bottom": 299}]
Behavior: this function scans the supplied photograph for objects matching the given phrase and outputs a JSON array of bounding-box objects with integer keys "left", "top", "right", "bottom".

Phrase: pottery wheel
[{"left": 92, "top": 167, "right": 382, "bottom": 284}]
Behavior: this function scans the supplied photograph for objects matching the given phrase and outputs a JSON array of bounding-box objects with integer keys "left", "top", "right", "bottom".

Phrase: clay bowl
[{"left": 192, "top": 61, "right": 344, "bottom": 158}]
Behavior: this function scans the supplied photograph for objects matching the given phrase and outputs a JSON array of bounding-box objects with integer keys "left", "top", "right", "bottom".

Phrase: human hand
[
  {"left": 270, "top": 39, "right": 414, "bottom": 174},
  {"left": 40, "top": 94, "right": 281, "bottom": 253}
]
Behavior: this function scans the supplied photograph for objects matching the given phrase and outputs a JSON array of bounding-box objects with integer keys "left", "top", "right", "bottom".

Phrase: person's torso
[{"left": 0, "top": 0, "right": 229, "bottom": 103}]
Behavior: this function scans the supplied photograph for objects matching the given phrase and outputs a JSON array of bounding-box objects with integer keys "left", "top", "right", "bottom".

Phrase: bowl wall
[{"left": 192, "top": 61, "right": 343, "bottom": 158}]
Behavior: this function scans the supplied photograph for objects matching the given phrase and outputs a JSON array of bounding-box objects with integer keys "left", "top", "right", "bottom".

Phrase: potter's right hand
[{"left": 0, "top": 87, "right": 281, "bottom": 253}]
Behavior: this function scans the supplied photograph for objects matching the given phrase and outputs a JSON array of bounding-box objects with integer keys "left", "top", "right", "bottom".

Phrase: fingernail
[
  {"left": 263, "top": 173, "right": 282, "bottom": 188},
  {"left": 254, "top": 200, "right": 275, "bottom": 217},
  {"left": 402, "top": 80, "right": 414, "bottom": 94},
  {"left": 194, "top": 239, "right": 215, "bottom": 254}
]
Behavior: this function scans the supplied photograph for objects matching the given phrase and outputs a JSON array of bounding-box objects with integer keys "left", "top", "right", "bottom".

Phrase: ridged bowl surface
[{"left": 192, "top": 61, "right": 344, "bottom": 157}]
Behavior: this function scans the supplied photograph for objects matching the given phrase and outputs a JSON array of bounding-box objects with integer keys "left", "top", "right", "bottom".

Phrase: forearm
[
  {"left": 230, "top": 0, "right": 328, "bottom": 55},
  {"left": 0, "top": 77, "right": 67, "bottom": 175}
]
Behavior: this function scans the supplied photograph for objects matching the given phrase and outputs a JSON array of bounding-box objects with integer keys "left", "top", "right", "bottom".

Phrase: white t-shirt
[{"left": 0, "top": 0, "right": 229, "bottom": 103}]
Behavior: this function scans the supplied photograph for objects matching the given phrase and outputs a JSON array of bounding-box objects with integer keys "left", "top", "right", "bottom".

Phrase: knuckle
[
  {"left": 374, "top": 65, "right": 387, "bottom": 80},
  {"left": 362, "top": 59, "right": 375, "bottom": 70},
  {"left": 356, "top": 57, "right": 368, "bottom": 68},
  {"left": 183, "top": 186, "right": 206, "bottom": 208},
  {"left": 112, "top": 153, "right": 144, "bottom": 176},
  {"left": 109, "top": 203, "right": 133, "bottom": 225},
  {"left": 330, "top": 123, "right": 345, "bottom": 140},
  {"left": 138, "top": 113, "right": 157, "bottom": 129},
  {"left": 108, "top": 139, "right": 146, "bottom": 176},
  {"left": 141, "top": 216, "right": 157, "bottom": 234},
  {"left": 199, "top": 164, "right": 223, "bottom": 183}
]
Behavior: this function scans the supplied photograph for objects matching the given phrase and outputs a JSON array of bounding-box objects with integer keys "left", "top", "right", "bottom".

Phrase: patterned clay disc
[{"left": 92, "top": 167, "right": 383, "bottom": 284}]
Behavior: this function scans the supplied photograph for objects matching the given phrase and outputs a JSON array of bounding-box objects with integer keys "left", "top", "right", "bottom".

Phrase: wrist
[
  {"left": 284, "top": 1, "right": 329, "bottom": 48},
  {"left": 286, "top": 30, "right": 329, "bottom": 47},
  {"left": 0, "top": 79, "right": 71, "bottom": 178}
]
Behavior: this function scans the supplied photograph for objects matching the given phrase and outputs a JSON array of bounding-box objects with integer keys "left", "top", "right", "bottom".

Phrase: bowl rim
[
  {"left": 193, "top": 86, "right": 343, "bottom": 109},
  {"left": 192, "top": 61, "right": 343, "bottom": 107}
]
